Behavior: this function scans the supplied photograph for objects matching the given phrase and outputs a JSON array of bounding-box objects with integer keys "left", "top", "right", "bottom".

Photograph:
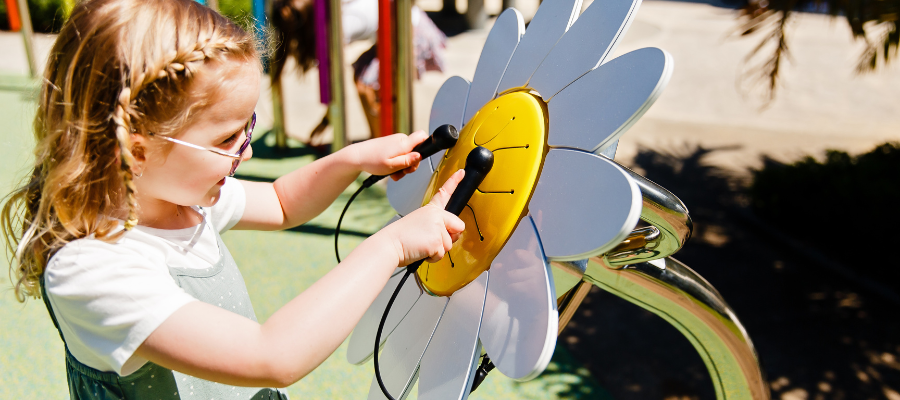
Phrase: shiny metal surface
[
  {"left": 550, "top": 258, "right": 586, "bottom": 299},
  {"left": 605, "top": 226, "right": 661, "bottom": 263},
  {"left": 366, "top": 293, "right": 449, "bottom": 400},
  {"left": 530, "top": 149, "right": 642, "bottom": 261},
  {"left": 418, "top": 272, "right": 488, "bottom": 400},
  {"left": 496, "top": 0, "right": 584, "bottom": 94},
  {"left": 582, "top": 256, "right": 769, "bottom": 399},
  {"left": 462, "top": 9, "right": 525, "bottom": 124},
  {"left": 480, "top": 217, "right": 558, "bottom": 380},
  {"left": 547, "top": 48, "right": 673, "bottom": 153},
  {"left": 348, "top": 260, "right": 423, "bottom": 365},
  {"left": 428, "top": 76, "right": 470, "bottom": 169},
  {"left": 528, "top": 0, "right": 641, "bottom": 100},
  {"left": 387, "top": 158, "right": 435, "bottom": 216},
  {"left": 603, "top": 157, "right": 694, "bottom": 267}
]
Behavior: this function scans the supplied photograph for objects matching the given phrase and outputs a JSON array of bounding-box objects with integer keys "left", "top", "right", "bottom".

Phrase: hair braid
[
  {"left": 1, "top": 0, "right": 263, "bottom": 301},
  {"left": 112, "top": 87, "right": 139, "bottom": 230}
]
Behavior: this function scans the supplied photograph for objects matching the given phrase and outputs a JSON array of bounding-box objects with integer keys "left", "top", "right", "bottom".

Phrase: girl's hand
[
  {"left": 349, "top": 131, "right": 429, "bottom": 181},
  {"left": 380, "top": 169, "right": 466, "bottom": 266}
]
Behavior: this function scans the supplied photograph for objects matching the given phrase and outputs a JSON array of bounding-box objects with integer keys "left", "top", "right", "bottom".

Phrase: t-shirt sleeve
[
  {"left": 44, "top": 241, "right": 197, "bottom": 375},
  {"left": 207, "top": 177, "right": 247, "bottom": 233}
]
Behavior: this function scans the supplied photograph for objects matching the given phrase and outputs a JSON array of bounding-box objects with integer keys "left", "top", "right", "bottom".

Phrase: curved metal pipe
[
  {"left": 606, "top": 160, "right": 693, "bottom": 267},
  {"left": 575, "top": 256, "right": 770, "bottom": 399}
]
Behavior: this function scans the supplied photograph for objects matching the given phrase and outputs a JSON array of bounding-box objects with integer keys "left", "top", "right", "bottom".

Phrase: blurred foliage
[
  {"left": 217, "top": 0, "right": 256, "bottom": 31},
  {"left": 0, "top": 0, "right": 255, "bottom": 33},
  {"left": 737, "top": 0, "right": 899, "bottom": 101},
  {"left": 749, "top": 142, "right": 900, "bottom": 289},
  {"left": 0, "top": 0, "right": 68, "bottom": 33}
]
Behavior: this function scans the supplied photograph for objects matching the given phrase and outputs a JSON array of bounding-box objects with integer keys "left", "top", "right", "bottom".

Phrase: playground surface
[{"left": 2, "top": 0, "right": 900, "bottom": 398}]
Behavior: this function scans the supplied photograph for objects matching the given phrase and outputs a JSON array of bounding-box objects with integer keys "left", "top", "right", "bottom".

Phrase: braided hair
[{"left": 1, "top": 0, "right": 262, "bottom": 301}]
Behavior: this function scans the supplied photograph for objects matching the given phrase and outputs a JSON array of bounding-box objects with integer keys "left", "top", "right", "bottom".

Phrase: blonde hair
[{"left": 1, "top": 0, "right": 262, "bottom": 301}]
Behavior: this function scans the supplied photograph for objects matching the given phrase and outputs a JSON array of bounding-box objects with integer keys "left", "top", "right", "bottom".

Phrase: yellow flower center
[{"left": 418, "top": 91, "right": 548, "bottom": 296}]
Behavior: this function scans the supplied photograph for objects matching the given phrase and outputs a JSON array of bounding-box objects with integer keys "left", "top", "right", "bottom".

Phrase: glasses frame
[{"left": 150, "top": 112, "right": 256, "bottom": 176}]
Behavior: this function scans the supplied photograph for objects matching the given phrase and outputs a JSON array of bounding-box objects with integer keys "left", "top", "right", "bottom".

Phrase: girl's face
[{"left": 136, "top": 60, "right": 260, "bottom": 210}]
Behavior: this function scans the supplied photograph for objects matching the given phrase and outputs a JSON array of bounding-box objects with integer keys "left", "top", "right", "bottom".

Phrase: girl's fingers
[
  {"left": 442, "top": 212, "right": 465, "bottom": 235},
  {"left": 386, "top": 152, "right": 421, "bottom": 172},
  {"left": 405, "top": 130, "right": 428, "bottom": 151},
  {"left": 427, "top": 242, "right": 445, "bottom": 262},
  {"left": 427, "top": 169, "right": 465, "bottom": 209}
]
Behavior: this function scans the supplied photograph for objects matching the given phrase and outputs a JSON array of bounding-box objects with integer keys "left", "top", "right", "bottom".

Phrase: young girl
[{"left": 1, "top": 0, "right": 464, "bottom": 398}]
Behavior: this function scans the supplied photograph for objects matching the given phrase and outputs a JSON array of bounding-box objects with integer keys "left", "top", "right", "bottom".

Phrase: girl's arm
[
  {"left": 134, "top": 171, "right": 466, "bottom": 387},
  {"left": 233, "top": 131, "right": 430, "bottom": 231}
]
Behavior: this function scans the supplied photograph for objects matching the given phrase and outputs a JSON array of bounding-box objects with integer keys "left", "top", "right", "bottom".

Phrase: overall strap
[{"left": 39, "top": 273, "right": 68, "bottom": 345}]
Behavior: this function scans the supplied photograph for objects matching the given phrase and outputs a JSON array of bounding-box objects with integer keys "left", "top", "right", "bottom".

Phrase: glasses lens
[{"left": 229, "top": 113, "right": 256, "bottom": 176}]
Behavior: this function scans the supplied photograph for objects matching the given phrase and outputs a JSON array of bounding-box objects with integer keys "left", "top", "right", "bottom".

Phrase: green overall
[{"left": 41, "top": 231, "right": 288, "bottom": 400}]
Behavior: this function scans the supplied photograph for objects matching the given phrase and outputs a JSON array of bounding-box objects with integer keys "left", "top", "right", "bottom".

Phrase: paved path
[{"left": 3, "top": 1, "right": 897, "bottom": 175}]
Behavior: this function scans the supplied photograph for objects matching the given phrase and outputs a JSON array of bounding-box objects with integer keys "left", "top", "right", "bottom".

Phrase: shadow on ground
[{"left": 559, "top": 145, "right": 900, "bottom": 399}]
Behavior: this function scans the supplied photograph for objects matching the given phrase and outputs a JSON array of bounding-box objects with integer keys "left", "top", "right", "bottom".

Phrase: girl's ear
[{"left": 130, "top": 133, "right": 147, "bottom": 162}]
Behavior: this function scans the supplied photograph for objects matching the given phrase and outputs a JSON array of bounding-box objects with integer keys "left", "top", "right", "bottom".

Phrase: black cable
[
  {"left": 373, "top": 260, "right": 423, "bottom": 400},
  {"left": 335, "top": 175, "right": 384, "bottom": 263},
  {"left": 366, "top": 146, "right": 494, "bottom": 400},
  {"left": 372, "top": 260, "right": 492, "bottom": 399},
  {"left": 334, "top": 124, "right": 460, "bottom": 263}
]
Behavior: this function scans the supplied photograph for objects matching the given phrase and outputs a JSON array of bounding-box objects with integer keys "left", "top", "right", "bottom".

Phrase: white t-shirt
[{"left": 44, "top": 177, "right": 247, "bottom": 376}]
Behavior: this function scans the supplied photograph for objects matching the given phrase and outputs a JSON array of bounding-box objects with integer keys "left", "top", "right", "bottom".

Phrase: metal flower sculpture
[{"left": 344, "top": 0, "right": 678, "bottom": 397}]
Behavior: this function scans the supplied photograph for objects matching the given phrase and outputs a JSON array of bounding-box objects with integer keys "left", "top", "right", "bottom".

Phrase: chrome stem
[
  {"left": 580, "top": 256, "right": 770, "bottom": 399},
  {"left": 550, "top": 155, "right": 768, "bottom": 399}
]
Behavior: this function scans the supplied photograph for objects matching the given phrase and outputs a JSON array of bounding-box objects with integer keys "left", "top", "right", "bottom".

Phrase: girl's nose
[{"left": 242, "top": 144, "right": 253, "bottom": 161}]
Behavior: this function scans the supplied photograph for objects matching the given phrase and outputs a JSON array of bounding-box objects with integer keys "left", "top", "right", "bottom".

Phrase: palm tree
[{"left": 738, "top": 0, "right": 899, "bottom": 100}]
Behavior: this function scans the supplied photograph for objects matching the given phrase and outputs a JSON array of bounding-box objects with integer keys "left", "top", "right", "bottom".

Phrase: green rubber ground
[{"left": 0, "top": 75, "right": 610, "bottom": 399}]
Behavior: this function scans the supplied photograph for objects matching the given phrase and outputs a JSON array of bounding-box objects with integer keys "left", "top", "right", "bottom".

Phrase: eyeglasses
[{"left": 150, "top": 112, "right": 256, "bottom": 176}]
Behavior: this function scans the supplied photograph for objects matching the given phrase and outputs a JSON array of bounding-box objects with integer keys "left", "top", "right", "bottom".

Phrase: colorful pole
[
  {"left": 377, "top": 0, "right": 394, "bottom": 137},
  {"left": 5, "top": 0, "right": 20, "bottom": 31},
  {"left": 394, "top": 0, "right": 413, "bottom": 135},
  {"left": 315, "top": 0, "right": 331, "bottom": 104}
]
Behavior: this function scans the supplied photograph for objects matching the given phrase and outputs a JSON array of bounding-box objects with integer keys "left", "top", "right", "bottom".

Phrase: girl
[{"left": 0, "top": 0, "right": 464, "bottom": 398}]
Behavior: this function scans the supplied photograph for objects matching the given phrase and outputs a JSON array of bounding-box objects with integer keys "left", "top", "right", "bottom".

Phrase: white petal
[
  {"left": 529, "top": 149, "right": 642, "bottom": 261},
  {"left": 367, "top": 293, "right": 449, "bottom": 400},
  {"left": 480, "top": 216, "right": 557, "bottom": 381},
  {"left": 528, "top": 0, "right": 641, "bottom": 100},
  {"left": 387, "top": 158, "right": 435, "bottom": 216},
  {"left": 418, "top": 272, "right": 489, "bottom": 400},
  {"left": 428, "top": 76, "right": 471, "bottom": 169},
  {"left": 462, "top": 9, "right": 525, "bottom": 124},
  {"left": 495, "top": 0, "right": 584, "bottom": 94},
  {"left": 548, "top": 48, "right": 672, "bottom": 153},
  {"left": 347, "top": 259, "right": 423, "bottom": 365}
]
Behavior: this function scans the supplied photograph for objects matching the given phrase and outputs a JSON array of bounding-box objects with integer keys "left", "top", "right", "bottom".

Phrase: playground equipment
[
  {"left": 340, "top": 0, "right": 770, "bottom": 398},
  {"left": 269, "top": 0, "right": 414, "bottom": 150},
  {"left": 5, "top": 0, "right": 39, "bottom": 77}
]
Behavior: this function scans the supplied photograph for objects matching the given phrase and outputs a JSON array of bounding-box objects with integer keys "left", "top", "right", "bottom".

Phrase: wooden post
[
  {"left": 394, "top": 0, "right": 413, "bottom": 135},
  {"left": 15, "top": 0, "right": 38, "bottom": 78},
  {"left": 271, "top": 78, "right": 288, "bottom": 149},
  {"left": 327, "top": 0, "right": 348, "bottom": 150}
]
